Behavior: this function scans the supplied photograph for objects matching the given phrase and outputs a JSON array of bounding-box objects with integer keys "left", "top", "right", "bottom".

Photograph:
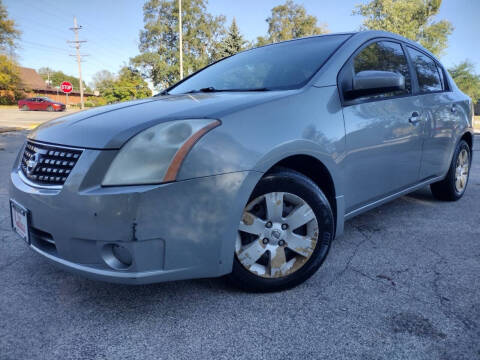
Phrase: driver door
[
  {"left": 30, "top": 98, "right": 39, "bottom": 110},
  {"left": 37, "top": 98, "right": 48, "bottom": 110},
  {"left": 340, "top": 40, "right": 425, "bottom": 212}
]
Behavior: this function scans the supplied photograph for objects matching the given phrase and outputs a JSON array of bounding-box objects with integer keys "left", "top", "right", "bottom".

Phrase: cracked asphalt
[{"left": 0, "top": 131, "right": 479, "bottom": 360}]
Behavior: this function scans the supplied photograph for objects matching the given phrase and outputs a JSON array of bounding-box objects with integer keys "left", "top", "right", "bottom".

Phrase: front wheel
[
  {"left": 430, "top": 139, "right": 471, "bottom": 201},
  {"left": 229, "top": 168, "right": 334, "bottom": 292},
  {"left": 47, "top": 105, "right": 54, "bottom": 112}
]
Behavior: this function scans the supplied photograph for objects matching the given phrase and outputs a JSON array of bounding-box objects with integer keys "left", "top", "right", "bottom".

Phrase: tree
[
  {"left": 449, "top": 61, "right": 480, "bottom": 104},
  {"left": 0, "top": 54, "right": 19, "bottom": 89},
  {"left": 354, "top": 0, "right": 453, "bottom": 56},
  {"left": 0, "top": 0, "right": 20, "bottom": 51},
  {"left": 0, "top": 54, "right": 22, "bottom": 104},
  {"left": 37, "top": 68, "right": 91, "bottom": 93},
  {"left": 217, "top": 18, "right": 246, "bottom": 59},
  {"left": 97, "top": 67, "right": 151, "bottom": 104},
  {"left": 0, "top": 0, "right": 21, "bottom": 104},
  {"left": 131, "top": 0, "right": 226, "bottom": 88},
  {"left": 256, "top": 0, "right": 328, "bottom": 46},
  {"left": 91, "top": 70, "right": 115, "bottom": 90}
]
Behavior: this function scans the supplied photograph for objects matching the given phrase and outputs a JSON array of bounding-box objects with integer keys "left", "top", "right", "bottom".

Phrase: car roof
[{"left": 259, "top": 30, "right": 438, "bottom": 62}]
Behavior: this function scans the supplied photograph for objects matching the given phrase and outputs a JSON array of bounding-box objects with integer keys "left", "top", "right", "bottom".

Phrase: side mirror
[{"left": 345, "top": 70, "right": 405, "bottom": 99}]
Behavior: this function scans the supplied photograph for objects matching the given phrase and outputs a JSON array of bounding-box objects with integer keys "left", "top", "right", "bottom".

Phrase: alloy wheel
[
  {"left": 236, "top": 192, "right": 319, "bottom": 278},
  {"left": 455, "top": 148, "right": 469, "bottom": 193}
]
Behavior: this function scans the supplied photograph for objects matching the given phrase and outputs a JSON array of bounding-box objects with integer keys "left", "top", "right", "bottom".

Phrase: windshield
[{"left": 169, "top": 34, "right": 350, "bottom": 94}]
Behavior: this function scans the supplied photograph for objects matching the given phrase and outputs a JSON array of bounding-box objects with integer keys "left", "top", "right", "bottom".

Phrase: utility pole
[
  {"left": 68, "top": 17, "right": 87, "bottom": 109},
  {"left": 178, "top": 0, "right": 183, "bottom": 79}
]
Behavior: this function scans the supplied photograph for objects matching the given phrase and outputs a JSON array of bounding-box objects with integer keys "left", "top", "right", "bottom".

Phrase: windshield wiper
[
  {"left": 185, "top": 87, "right": 270, "bottom": 94},
  {"left": 185, "top": 87, "right": 218, "bottom": 94}
]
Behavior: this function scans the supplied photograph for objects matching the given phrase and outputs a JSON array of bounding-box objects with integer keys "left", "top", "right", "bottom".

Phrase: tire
[
  {"left": 21, "top": 105, "right": 29, "bottom": 111},
  {"left": 430, "top": 139, "right": 471, "bottom": 201},
  {"left": 47, "top": 105, "right": 54, "bottom": 112},
  {"left": 229, "top": 168, "right": 334, "bottom": 292}
]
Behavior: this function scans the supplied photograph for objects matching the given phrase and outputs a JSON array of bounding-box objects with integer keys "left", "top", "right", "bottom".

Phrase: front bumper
[{"left": 9, "top": 144, "right": 261, "bottom": 284}]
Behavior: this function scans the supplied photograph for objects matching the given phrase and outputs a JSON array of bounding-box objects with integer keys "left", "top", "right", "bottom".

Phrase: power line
[
  {"left": 20, "top": 1, "right": 134, "bottom": 55},
  {"left": 22, "top": 40, "right": 70, "bottom": 53}
]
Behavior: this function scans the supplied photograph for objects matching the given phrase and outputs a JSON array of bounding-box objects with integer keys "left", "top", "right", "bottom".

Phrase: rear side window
[
  {"left": 407, "top": 47, "right": 443, "bottom": 93},
  {"left": 353, "top": 41, "right": 411, "bottom": 98}
]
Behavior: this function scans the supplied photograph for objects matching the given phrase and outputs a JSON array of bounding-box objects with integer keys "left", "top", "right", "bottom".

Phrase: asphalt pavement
[
  {"left": 0, "top": 131, "right": 479, "bottom": 360},
  {"left": 0, "top": 108, "right": 81, "bottom": 132}
]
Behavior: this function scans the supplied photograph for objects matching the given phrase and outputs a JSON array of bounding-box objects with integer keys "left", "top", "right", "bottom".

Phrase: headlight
[{"left": 102, "top": 119, "right": 220, "bottom": 186}]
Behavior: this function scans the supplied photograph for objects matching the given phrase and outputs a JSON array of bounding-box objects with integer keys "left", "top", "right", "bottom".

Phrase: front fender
[{"left": 177, "top": 86, "right": 346, "bottom": 191}]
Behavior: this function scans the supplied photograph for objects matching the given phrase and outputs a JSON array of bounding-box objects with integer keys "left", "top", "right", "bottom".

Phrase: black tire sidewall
[{"left": 231, "top": 169, "right": 334, "bottom": 292}]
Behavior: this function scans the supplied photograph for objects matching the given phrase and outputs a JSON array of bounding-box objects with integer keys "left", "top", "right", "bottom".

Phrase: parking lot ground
[
  {"left": 0, "top": 108, "right": 81, "bottom": 132},
  {"left": 0, "top": 131, "right": 479, "bottom": 360}
]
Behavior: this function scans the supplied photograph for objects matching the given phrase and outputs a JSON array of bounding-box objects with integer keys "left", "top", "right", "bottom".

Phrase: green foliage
[
  {"left": 448, "top": 61, "right": 480, "bottom": 104},
  {"left": 354, "top": 0, "right": 453, "bottom": 56},
  {"left": 37, "top": 67, "right": 92, "bottom": 93},
  {"left": 0, "top": 0, "right": 20, "bottom": 51},
  {"left": 0, "top": 0, "right": 20, "bottom": 104},
  {"left": 131, "top": 0, "right": 226, "bottom": 88},
  {"left": 84, "top": 96, "right": 108, "bottom": 107},
  {"left": 216, "top": 18, "right": 246, "bottom": 59},
  {"left": 0, "top": 54, "right": 20, "bottom": 90},
  {"left": 90, "top": 96, "right": 108, "bottom": 107},
  {"left": 94, "top": 67, "right": 151, "bottom": 104},
  {"left": 256, "top": 0, "right": 328, "bottom": 46}
]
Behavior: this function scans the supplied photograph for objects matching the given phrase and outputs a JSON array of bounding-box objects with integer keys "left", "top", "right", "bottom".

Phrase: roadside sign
[{"left": 60, "top": 81, "right": 73, "bottom": 93}]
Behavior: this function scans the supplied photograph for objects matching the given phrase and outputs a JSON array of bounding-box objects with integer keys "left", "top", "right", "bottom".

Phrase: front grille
[{"left": 20, "top": 141, "right": 82, "bottom": 187}]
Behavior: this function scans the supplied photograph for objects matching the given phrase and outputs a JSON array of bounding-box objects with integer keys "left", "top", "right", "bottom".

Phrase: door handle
[
  {"left": 409, "top": 111, "right": 422, "bottom": 124},
  {"left": 451, "top": 104, "right": 457, "bottom": 113}
]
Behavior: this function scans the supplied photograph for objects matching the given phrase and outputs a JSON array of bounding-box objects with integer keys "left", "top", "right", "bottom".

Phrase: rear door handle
[{"left": 409, "top": 111, "right": 422, "bottom": 124}]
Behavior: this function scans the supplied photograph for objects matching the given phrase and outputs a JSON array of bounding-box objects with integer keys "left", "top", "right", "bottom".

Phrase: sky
[{"left": 4, "top": 0, "right": 480, "bottom": 86}]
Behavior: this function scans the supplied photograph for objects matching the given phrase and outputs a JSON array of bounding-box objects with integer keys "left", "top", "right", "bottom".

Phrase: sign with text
[{"left": 60, "top": 81, "right": 73, "bottom": 93}]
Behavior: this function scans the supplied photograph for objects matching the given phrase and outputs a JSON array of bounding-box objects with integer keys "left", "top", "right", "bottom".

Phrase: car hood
[{"left": 28, "top": 91, "right": 294, "bottom": 149}]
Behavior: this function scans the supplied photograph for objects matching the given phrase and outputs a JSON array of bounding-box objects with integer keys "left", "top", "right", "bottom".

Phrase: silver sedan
[{"left": 9, "top": 30, "right": 474, "bottom": 291}]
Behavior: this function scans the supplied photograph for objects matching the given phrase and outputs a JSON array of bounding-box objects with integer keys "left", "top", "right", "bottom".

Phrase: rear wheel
[
  {"left": 430, "top": 139, "right": 471, "bottom": 201},
  {"left": 21, "top": 105, "right": 29, "bottom": 111},
  {"left": 229, "top": 168, "right": 334, "bottom": 292}
]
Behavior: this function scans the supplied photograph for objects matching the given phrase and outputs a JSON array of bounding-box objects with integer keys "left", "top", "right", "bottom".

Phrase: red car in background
[{"left": 18, "top": 97, "right": 66, "bottom": 112}]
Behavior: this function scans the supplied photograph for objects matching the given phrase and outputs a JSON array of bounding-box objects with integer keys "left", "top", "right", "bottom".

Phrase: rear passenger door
[
  {"left": 340, "top": 40, "right": 425, "bottom": 212},
  {"left": 406, "top": 47, "right": 461, "bottom": 179}
]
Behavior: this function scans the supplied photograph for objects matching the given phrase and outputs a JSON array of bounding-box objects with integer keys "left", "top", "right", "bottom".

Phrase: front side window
[
  {"left": 407, "top": 47, "right": 443, "bottom": 93},
  {"left": 169, "top": 35, "right": 351, "bottom": 94},
  {"left": 353, "top": 41, "right": 412, "bottom": 98}
]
